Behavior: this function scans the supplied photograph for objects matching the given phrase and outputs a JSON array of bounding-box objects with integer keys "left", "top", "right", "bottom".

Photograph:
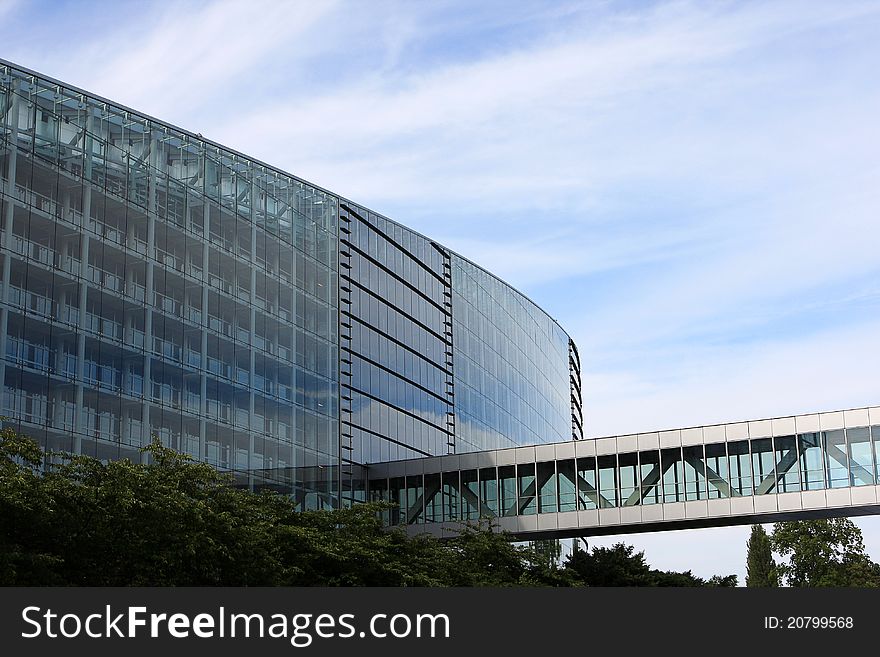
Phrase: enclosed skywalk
[{"left": 368, "top": 406, "right": 880, "bottom": 540}]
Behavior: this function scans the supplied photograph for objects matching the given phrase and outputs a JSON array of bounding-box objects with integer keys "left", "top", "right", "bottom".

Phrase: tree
[
  {"left": 0, "top": 429, "right": 571, "bottom": 586},
  {"left": 565, "top": 542, "right": 653, "bottom": 586},
  {"left": 563, "top": 541, "right": 737, "bottom": 587},
  {"left": 651, "top": 569, "right": 707, "bottom": 587},
  {"left": 530, "top": 539, "right": 563, "bottom": 568},
  {"left": 770, "top": 519, "right": 880, "bottom": 587},
  {"left": 0, "top": 427, "right": 744, "bottom": 587},
  {"left": 746, "top": 525, "right": 778, "bottom": 587},
  {"left": 706, "top": 574, "right": 738, "bottom": 587}
]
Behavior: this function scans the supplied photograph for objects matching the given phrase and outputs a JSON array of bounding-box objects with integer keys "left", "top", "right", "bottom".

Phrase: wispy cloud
[
  {"left": 4, "top": 0, "right": 876, "bottom": 419},
  {"left": 5, "top": 0, "right": 340, "bottom": 123},
  {"left": 581, "top": 318, "right": 880, "bottom": 437}
]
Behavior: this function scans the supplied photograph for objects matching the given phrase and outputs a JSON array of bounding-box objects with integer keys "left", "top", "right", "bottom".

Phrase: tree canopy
[
  {"left": 770, "top": 519, "right": 880, "bottom": 587},
  {"left": 0, "top": 429, "right": 741, "bottom": 586},
  {"left": 563, "top": 541, "right": 736, "bottom": 587}
]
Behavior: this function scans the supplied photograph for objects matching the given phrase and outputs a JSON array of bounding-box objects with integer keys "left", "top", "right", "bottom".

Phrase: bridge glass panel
[
  {"left": 824, "top": 430, "right": 849, "bottom": 489},
  {"left": 442, "top": 471, "right": 460, "bottom": 521},
  {"left": 557, "top": 459, "right": 577, "bottom": 512},
  {"left": 774, "top": 435, "right": 801, "bottom": 493},
  {"left": 619, "top": 452, "right": 638, "bottom": 506},
  {"left": 576, "top": 456, "right": 598, "bottom": 510},
  {"left": 683, "top": 445, "right": 707, "bottom": 501},
  {"left": 499, "top": 465, "right": 517, "bottom": 516},
  {"left": 846, "top": 427, "right": 874, "bottom": 486},
  {"left": 518, "top": 463, "right": 537, "bottom": 515},
  {"left": 639, "top": 450, "right": 661, "bottom": 505},
  {"left": 704, "top": 443, "right": 728, "bottom": 498},
  {"left": 389, "top": 476, "right": 405, "bottom": 525},
  {"left": 873, "top": 426, "right": 880, "bottom": 482},
  {"left": 461, "top": 469, "right": 480, "bottom": 520},
  {"left": 424, "top": 472, "right": 442, "bottom": 523},
  {"left": 751, "top": 438, "right": 774, "bottom": 494},
  {"left": 537, "top": 461, "right": 557, "bottom": 513},
  {"left": 661, "top": 448, "right": 683, "bottom": 503},
  {"left": 406, "top": 474, "right": 424, "bottom": 524},
  {"left": 597, "top": 455, "right": 618, "bottom": 508},
  {"left": 728, "top": 440, "right": 752, "bottom": 496},
  {"left": 798, "top": 432, "right": 825, "bottom": 490},
  {"left": 479, "top": 467, "right": 499, "bottom": 517}
]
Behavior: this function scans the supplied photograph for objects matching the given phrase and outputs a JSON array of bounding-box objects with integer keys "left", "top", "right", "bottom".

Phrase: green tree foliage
[
  {"left": 770, "top": 519, "right": 880, "bottom": 587},
  {"left": 745, "top": 525, "right": 778, "bottom": 587},
  {"left": 565, "top": 542, "right": 652, "bottom": 586},
  {"left": 706, "top": 574, "right": 739, "bottom": 587},
  {"left": 529, "top": 539, "right": 563, "bottom": 569},
  {"left": 0, "top": 431, "right": 576, "bottom": 586},
  {"left": 0, "top": 429, "right": 740, "bottom": 586},
  {"left": 562, "top": 541, "right": 736, "bottom": 587}
]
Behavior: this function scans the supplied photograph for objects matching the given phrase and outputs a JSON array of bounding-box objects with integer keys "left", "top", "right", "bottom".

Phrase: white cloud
[
  {"left": 580, "top": 318, "right": 880, "bottom": 437},
  {"left": 204, "top": 1, "right": 880, "bottom": 210},
  {"left": 35, "top": 0, "right": 340, "bottom": 123}
]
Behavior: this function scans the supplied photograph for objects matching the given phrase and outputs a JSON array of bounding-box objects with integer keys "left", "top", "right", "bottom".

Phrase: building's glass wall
[
  {"left": 337, "top": 204, "right": 454, "bottom": 505},
  {"left": 0, "top": 60, "right": 583, "bottom": 510},
  {"left": 0, "top": 64, "right": 339, "bottom": 509},
  {"left": 452, "top": 257, "right": 572, "bottom": 450}
]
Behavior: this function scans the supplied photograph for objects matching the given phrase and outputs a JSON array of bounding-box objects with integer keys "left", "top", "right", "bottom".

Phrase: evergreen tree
[{"left": 745, "top": 524, "right": 778, "bottom": 587}]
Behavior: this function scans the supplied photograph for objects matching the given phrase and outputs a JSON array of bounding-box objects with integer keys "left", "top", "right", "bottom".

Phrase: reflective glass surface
[
  {"left": 0, "top": 60, "right": 583, "bottom": 511},
  {"left": 453, "top": 258, "right": 574, "bottom": 451},
  {"left": 0, "top": 64, "right": 338, "bottom": 508}
]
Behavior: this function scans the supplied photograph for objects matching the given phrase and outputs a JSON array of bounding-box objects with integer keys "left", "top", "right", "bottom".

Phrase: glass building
[{"left": 0, "top": 59, "right": 582, "bottom": 510}]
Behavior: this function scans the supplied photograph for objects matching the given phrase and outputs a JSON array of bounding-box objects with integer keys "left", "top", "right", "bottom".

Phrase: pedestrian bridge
[{"left": 368, "top": 406, "right": 880, "bottom": 540}]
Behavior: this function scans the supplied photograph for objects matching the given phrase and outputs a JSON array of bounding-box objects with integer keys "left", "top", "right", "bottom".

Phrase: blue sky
[{"left": 3, "top": 0, "right": 879, "bottom": 581}]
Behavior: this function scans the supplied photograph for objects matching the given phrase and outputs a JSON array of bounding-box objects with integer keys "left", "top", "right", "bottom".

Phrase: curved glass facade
[
  {"left": 0, "top": 59, "right": 582, "bottom": 509},
  {"left": 452, "top": 257, "right": 573, "bottom": 452}
]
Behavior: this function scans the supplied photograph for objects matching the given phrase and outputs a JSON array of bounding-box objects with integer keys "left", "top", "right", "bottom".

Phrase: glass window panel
[
  {"left": 873, "top": 426, "right": 880, "bottom": 482},
  {"left": 499, "top": 465, "right": 517, "bottom": 516},
  {"left": 576, "top": 457, "right": 597, "bottom": 510},
  {"left": 537, "top": 461, "right": 557, "bottom": 513},
  {"left": 557, "top": 459, "right": 577, "bottom": 512},
  {"left": 728, "top": 441, "right": 752, "bottom": 496},
  {"left": 461, "top": 469, "right": 479, "bottom": 520},
  {"left": 639, "top": 450, "right": 661, "bottom": 505},
  {"left": 618, "top": 452, "right": 639, "bottom": 506},
  {"left": 704, "top": 443, "right": 729, "bottom": 499},
  {"left": 597, "top": 455, "right": 617, "bottom": 508},
  {"left": 847, "top": 427, "right": 874, "bottom": 486},
  {"left": 799, "top": 432, "right": 825, "bottom": 490},
  {"left": 661, "top": 448, "right": 683, "bottom": 503},
  {"left": 751, "top": 438, "right": 774, "bottom": 494},
  {"left": 824, "top": 430, "right": 848, "bottom": 489},
  {"left": 518, "top": 463, "right": 536, "bottom": 516},
  {"left": 442, "top": 471, "right": 460, "bottom": 521},
  {"left": 683, "top": 445, "right": 707, "bottom": 501},
  {"left": 405, "top": 474, "right": 424, "bottom": 524},
  {"left": 388, "top": 476, "right": 405, "bottom": 525},
  {"left": 774, "top": 435, "right": 801, "bottom": 493},
  {"left": 479, "top": 467, "right": 498, "bottom": 517},
  {"left": 423, "top": 472, "right": 441, "bottom": 522}
]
